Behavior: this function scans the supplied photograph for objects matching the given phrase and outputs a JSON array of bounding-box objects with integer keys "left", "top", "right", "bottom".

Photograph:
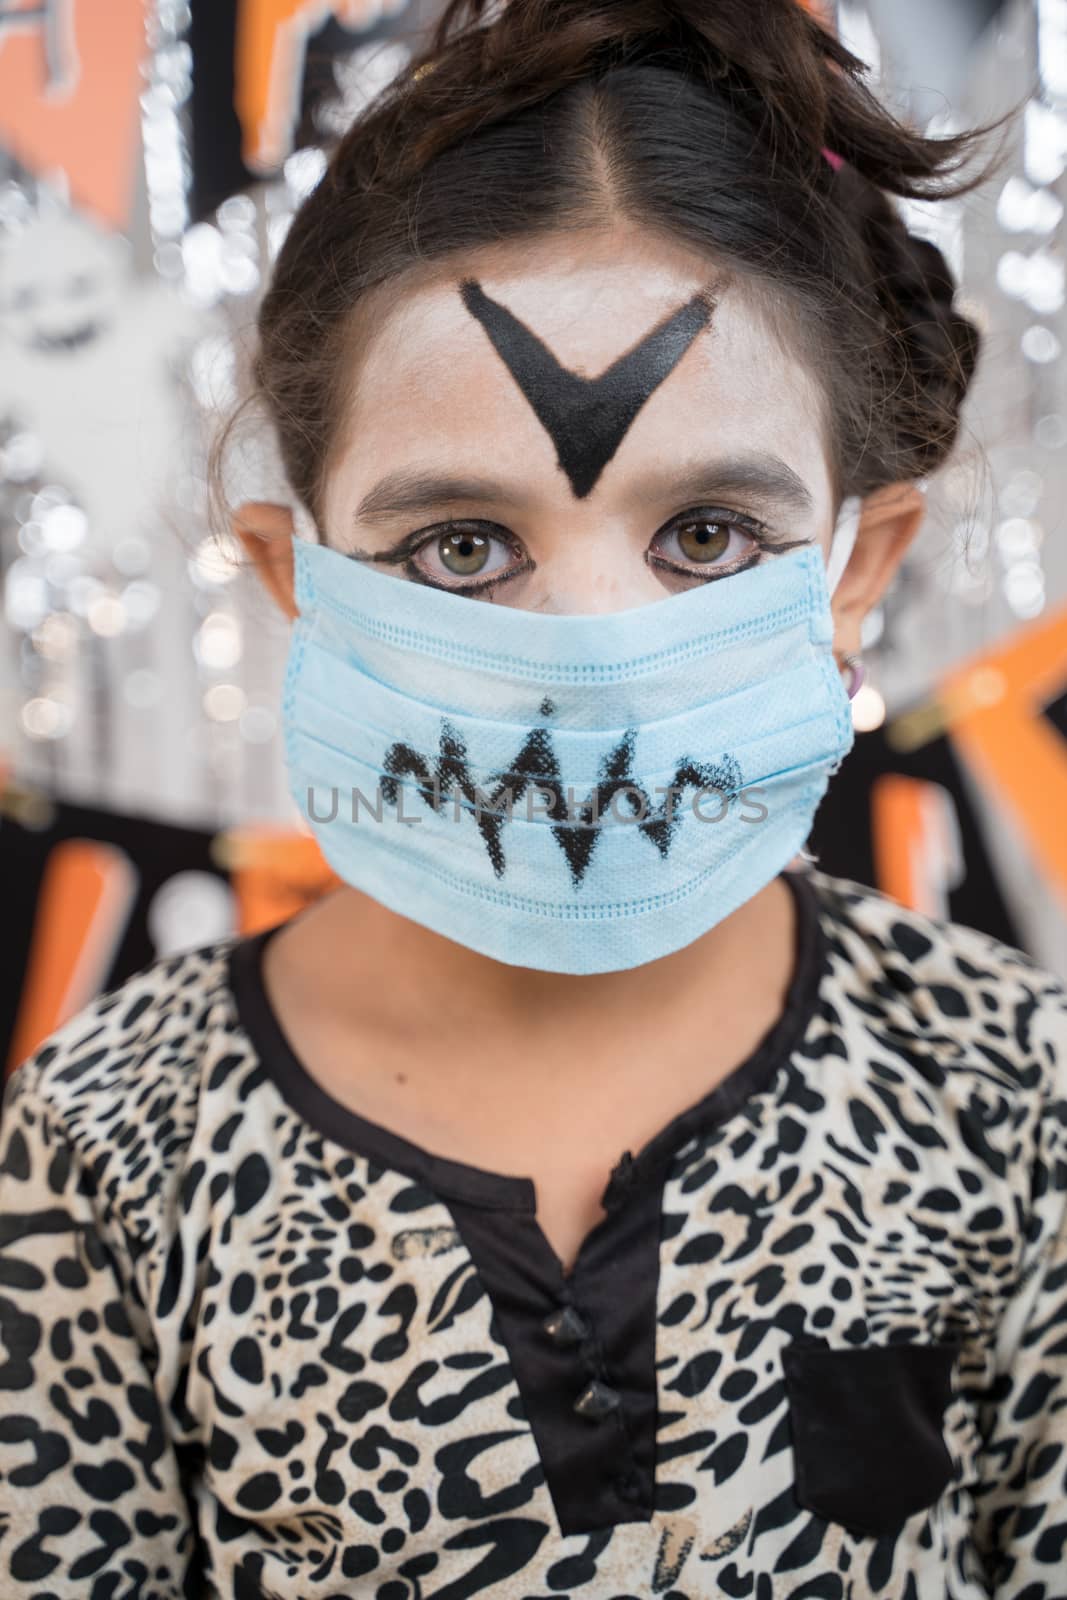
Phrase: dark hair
[{"left": 215, "top": 0, "right": 1013, "bottom": 534}]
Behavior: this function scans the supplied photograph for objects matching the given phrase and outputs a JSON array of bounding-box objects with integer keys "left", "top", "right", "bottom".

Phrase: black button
[
  {"left": 573, "top": 1380, "right": 621, "bottom": 1420},
  {"left": 542, "top": 1305, "right": 590, "bottom": 1346},
  {"left": 616, "top": 1473, "right": 641, "bottom": 1502}
]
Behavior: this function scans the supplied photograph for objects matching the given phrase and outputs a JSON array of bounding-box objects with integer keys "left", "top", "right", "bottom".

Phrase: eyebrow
[{"left": 352, "top": 453, "right": 816, "bottom": 527}]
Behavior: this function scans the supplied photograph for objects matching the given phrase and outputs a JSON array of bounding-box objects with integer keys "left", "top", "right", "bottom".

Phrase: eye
[
  {"left": 408, "top": 523, "right": 528, "bottom": 591},
  {"left": 648, "top": 510, "right": 765, "bottom": 580}
]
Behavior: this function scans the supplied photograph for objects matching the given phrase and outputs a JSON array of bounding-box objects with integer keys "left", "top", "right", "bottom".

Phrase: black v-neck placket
[
  {"left": 227, "top": 867, "right": 827, "bottom": 1536},
  {"left": 448, "top": 1154, "right": 669, "bottom": 1532}
]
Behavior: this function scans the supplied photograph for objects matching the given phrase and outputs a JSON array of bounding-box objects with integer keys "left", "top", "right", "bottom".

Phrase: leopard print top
[{"left": 1, "top": 866, "right": 1065, "bottom": 1599}]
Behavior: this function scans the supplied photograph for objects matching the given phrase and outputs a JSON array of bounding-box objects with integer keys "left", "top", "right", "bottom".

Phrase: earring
[{"left": 840, "top": 652, "right": 865, "bottom": 700}]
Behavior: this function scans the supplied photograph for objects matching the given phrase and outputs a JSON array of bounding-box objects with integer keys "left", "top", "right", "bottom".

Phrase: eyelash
[{"left": 370, "top": 511, "right": 804, "bottom": 599}]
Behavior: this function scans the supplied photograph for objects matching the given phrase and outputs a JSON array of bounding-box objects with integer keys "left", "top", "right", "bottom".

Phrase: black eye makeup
[
  {"left": 348, "top": 508, "right": 812, "bottom": 600},
  {"left": 646, "top": 509, "right": 811, "bottom": 584},
  {"left": 350, "top": 521, "right": 534, "bottom": 599}
]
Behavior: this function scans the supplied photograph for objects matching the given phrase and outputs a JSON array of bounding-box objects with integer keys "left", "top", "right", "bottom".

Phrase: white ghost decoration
[{"left": 0, "top": 207, "right": 211, "bottom": 553}]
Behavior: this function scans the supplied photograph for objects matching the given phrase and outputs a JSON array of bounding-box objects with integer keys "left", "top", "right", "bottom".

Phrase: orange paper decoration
[
  {"left": 871, "top": 774, "right": 963, "bottom": 919},
  {"left": 217, "top": 823, "right": 343, "bottom": 934},
  {"left": 0, "top": 0, "right": 149, "bottom": 231},
  {"left": 941, "top": 602, "right": 1067, "bottom": 915},
  {"left": 6, "top": 838, "right": 139, "bottom": 1078},
  {"left": 235, "top": 0, "right": 407, "bottom": 171}
]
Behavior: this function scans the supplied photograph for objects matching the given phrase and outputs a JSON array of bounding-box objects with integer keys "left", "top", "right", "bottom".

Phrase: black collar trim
[{"left": 226, "top": 867, "right": 828, "bottom": 1211}]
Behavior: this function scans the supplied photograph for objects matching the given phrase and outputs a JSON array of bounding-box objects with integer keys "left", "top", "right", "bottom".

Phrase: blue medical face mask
[{"left": 282, "top": 497, "right": 861, "bottom": 974}]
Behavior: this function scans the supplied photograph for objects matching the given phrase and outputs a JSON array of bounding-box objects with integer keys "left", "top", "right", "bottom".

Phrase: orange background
[{"left": 0, "top": 0, "right": 149, "bottom": 230}]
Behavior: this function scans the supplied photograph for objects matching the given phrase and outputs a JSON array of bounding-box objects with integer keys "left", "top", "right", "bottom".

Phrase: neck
[{"left": 305, "top": 869, "right": 799, "bottom": 1042}]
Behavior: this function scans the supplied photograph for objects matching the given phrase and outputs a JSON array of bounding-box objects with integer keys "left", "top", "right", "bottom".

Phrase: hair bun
[{"left": 837, "top": 163, "right": 982, "bottom": 479}]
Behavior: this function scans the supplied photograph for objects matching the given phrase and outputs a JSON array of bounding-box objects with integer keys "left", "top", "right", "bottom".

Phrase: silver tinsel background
[{"left": 2, "top": 0, "right": 1066, "bottom": 975}]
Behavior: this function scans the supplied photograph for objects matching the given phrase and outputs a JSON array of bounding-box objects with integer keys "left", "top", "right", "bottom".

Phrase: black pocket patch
[{"left": 781, "top": 1338, "right": 961, "bottom": 1538}]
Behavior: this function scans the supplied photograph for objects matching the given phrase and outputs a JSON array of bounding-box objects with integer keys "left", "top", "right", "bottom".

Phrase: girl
[{"left": 1, "top": 2, "right": 1064, "bottom": 1596}]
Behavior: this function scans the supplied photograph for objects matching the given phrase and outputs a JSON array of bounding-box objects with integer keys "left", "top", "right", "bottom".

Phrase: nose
[{"left": 522, "top": 547, "right": 671, "bottom": 615}]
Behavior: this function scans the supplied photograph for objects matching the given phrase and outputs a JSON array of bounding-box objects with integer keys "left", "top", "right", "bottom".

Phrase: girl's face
[{"left": 319, "top": 223, "right": 839, "bottom": 616}]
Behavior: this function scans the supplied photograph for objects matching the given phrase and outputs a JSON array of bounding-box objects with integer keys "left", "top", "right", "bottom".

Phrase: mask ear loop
[
  {"left": 824, "top": 494, "right": 861, "bottom": 596},
  {"left": 824, "top": 494, "right": 866, "bottom": 701},
  {"left": 792, "top": 492, "right": 864, "bottom": 872},
  {"left": 292, "top": 501, "right": 318, "bottom": 543}
]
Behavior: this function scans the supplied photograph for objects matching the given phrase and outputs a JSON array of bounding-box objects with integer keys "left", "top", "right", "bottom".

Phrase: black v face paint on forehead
[{"left": 458, "top": 277, "right": 716, "bottom": 499}]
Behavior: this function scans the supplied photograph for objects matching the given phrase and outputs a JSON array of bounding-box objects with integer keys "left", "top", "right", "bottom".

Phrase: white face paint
[{"left": 316, "top": 222, "right": 841, "bottom": 617}]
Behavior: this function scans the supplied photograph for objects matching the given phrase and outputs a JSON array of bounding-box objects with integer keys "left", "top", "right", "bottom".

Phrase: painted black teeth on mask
[
  {"left": 381, "top": 719, "right": 743, "bottom": 887},
  {"left": 459, "top": 278, "right": 714, "bottom": 499}
]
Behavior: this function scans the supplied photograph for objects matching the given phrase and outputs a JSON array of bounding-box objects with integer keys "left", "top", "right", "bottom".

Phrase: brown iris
[
  {"left": 439, "top": 530, "right": 490, "bottom": 575},
  {"left": 677, "top": 523, "right": 730, "bottom": 563}
]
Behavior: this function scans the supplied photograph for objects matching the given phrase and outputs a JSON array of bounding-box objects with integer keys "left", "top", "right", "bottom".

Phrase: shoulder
[
  {"left": 802, "top": 867, "right": 1067, "bottom": 1221},
  {"left": 3, "top": 933, "right": 250, "bottom": 1257},
  {"left": 803, "top": 866, "right": 1067, "bottom": 1057}
]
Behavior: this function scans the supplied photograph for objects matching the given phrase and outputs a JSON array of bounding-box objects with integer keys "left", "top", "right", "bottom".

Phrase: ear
[
  {"left": 233, "top": 502, "right": 298, "bottom": 620},
  {"left": 829, "top": 482, "right": 926, "bottom": 660}
]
